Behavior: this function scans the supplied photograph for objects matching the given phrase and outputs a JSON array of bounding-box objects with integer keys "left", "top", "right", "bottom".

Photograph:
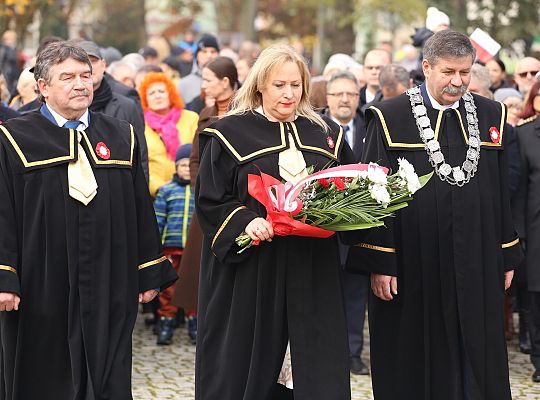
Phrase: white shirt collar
[
  {"left": 425, "top": 86, "right": 459, "bottom": 110},
  {"left": 330, "top": 116, "right": 354, "bottom": 132},
  {"left": 46, "top": 104, "right": 89, "bottom": 130}
]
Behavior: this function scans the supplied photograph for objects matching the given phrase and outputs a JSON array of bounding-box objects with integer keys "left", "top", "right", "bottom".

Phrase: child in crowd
[{"left": 154, "top": 144, "right": 195, "bottom": 345}]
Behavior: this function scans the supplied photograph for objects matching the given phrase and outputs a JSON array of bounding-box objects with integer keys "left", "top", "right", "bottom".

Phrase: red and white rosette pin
[
  {"left": 489, "top": 127, "right": 500, "bottom": 144},
  {"left": 326, "top": 136, "right": 335, "bottom": 149},
  {"left": 96, "top": 142, "right": 111, "bottom": 159}
]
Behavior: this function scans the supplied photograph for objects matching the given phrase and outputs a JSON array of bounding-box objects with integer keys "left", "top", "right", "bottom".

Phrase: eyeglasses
[
  {"left": 327, "top": 92, "right": 360, "bottom": 98},
  {"left": 517, "top": 70, "right": 539, "bottom": 79}
]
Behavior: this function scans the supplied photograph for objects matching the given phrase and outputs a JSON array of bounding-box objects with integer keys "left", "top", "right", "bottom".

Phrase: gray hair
[
  {"left": 379, "top": 64, "right": 410, "bottom": 90},
  {"left": 470, "top": 64, "right": 491, "bottom": 93},
  {"left": 423, "top": 30, "right": 476, "bottom": 66},
  {"left": 327, "top": 70, "right": 359, "bottom": 91},
  {"left": 33, "top": 41, "right": 91, "bottom": 102},
  {"left": 107, "top": 60, "right": 137, "bottom": 76}
]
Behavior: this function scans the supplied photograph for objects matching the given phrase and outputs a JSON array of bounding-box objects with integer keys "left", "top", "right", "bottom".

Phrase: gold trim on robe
[
  {"left": 0, "top": 125, "right": 75, "bottom": 167},
  {"left": 212, "top": 206, "right": 247, "bottom": 248},
  {"left": 356, "top": 243, "right": 396, "bottom": 253},
  {"left": 501, "top": 238, "right": 519, "bottom": 249},
  {"left": 138, "top": 256, "right": 168, "bottom": 270},
  {"left": 0, "top": 265, "right": 17, "bottom": 274}
]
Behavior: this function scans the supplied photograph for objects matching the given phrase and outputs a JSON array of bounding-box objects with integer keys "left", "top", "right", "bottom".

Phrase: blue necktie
[{"left": 63, "top": 120, "right": 80, "bottom": 129}]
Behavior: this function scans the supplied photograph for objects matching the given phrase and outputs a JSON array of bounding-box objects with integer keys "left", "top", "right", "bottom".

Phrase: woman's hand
[{"left": 245, "top": 217, "right": 274, "bottom": 243}]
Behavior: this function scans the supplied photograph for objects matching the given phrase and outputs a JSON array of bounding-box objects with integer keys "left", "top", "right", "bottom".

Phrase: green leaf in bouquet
[
  {"left": 320, "top": 221, "right": 386, "bottom": 231},
  {"left": 384, "top": 202, "right": 409, "bottom": 213},
  {"left": 419, "top": 171, "right": 434, "bottom": 187}
]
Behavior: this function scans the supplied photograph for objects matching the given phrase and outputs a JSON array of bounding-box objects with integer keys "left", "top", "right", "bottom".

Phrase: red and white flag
[{"left": 469, "top": 28, "right": 501, "bottom": 63}]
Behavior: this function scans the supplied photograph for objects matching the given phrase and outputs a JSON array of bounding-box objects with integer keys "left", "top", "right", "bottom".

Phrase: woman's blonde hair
[{"left": 228, "top": 44, "right": 329, "bottom": 131}]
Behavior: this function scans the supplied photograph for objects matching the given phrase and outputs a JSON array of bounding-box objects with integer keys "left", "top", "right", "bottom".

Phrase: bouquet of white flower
[{"left": 235, "top": 159, "right": 432, "bottom": 252}]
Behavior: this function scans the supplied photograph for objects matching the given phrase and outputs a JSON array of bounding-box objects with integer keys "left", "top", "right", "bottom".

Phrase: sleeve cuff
[
  {"left": 502, "top": 237, "right": 523, "bottom": 271},
  {"left": 138, "top": 256, "right": 178, "bottom": 292},
  {"left": 0, "top": 265, "right": 20, "bottom": 296},
  {"left": 344, "top": 243, "right": 398, "bottom": 276},
  {"left": 211, "top": 206, "right": 259, "bottom": 264}
]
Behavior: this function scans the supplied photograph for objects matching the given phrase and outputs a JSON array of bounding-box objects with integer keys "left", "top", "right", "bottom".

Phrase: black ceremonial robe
[
  {"left": 195, "top": 111, "right": 353, "bottom": 400},
  {"left": 349, "top": 90, "right": 522, "bottom": 400},
  {"left": 0, "top": 111, "right": 177, "bottom": 400}
]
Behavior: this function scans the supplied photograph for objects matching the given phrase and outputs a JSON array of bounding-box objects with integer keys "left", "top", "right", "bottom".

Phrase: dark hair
[
  {"left": 204, "top": 56, "right": 239, "bottom": 90},
  {"left": 489, "top": 57, "right": 506, "bottom": 72},
  {"left": 136, "top": 64, "right": 163, "bottom": 74},
  {"left": 520, "top": 81, "right": 540, "bottom": 119},
  {"left": 423, "top": 30, "right": 476, "bottom": 66},
  {"left": 34, "top": 41, "right": 92, "bottom": 102},
  {"left": 162, "top": 56, "right": 182, "bottom": 73},
  {"left": 36, "top": 36, "right": 64, "bottom": 56}
]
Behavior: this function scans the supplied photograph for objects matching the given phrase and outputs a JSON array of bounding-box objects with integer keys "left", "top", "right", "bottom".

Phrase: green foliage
[
  {"left": 93, "top": 0, "right": 146, "bottom": 54},
  {"left": 430, "top": 0, "right": 539, "bottom": 53}
]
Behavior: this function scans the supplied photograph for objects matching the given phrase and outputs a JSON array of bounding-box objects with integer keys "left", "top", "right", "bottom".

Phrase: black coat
[
  {"left": 349, "top": 90, "right": 522, "bottom": 400},
  {"left": 196, "top": 112, "right": 353, "bottom": 400},
  {"left": 0, "top": 106, "right": 18, "bottom": 123},
  {"left": 104, "top": 73, "right": 142, "bottom": 108},
  {"left": 93, "top": 90, "right": 149, "bottom": 183},
  {"left": 0, "top": 111, "right": 177, "bottom": 399},
  {"left": 513, "top": 115, "right": 540, "bottom": 291}
]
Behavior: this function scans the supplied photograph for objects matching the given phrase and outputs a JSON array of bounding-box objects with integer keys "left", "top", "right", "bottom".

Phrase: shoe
[
  {"left": 532, "top": 370, "right": 540, "bottom": 383},
  {"left": 520, "top": 341, "right": 532, "bottom": 354},
  {"left": 350, "top": 358, "right": 369, "bottom": 375},
  {"left": 174, "top": 308, "right": 186, "bottom": 328},
  {"left": 187, "top": 315, "right": 197, "bottom": 344},
  {"left": 156, "top": 317, "right": 175, "bottom": 345},
  {"left": 519, "top": 329, "right": 531, "bottom": 354},
  {"left": 519, "top": 308, "right": 531, "bottom": 354}
]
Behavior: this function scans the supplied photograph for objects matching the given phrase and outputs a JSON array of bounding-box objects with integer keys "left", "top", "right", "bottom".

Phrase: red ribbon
[{"left": 247, "top": 172, "right": 335, "bottom": 246}]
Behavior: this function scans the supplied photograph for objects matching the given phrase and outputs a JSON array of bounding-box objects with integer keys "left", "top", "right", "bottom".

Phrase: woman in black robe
[{"left": 195, "top": 44, "right": 354, "bottom": 400}]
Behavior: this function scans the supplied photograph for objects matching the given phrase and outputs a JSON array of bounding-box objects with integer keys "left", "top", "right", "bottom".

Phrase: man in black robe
[
  {"left": 349, "top": 30, "right": 522, "bottom": 400},
  {"left": 0, "top": 42, "right": 177, "bottom": 399}
]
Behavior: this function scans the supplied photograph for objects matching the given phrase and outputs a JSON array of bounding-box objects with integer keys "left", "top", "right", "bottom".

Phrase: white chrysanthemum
[
  {"left": 406, "top": 175, "right": 422, "bottom": 194},
  {"left": 370, "top": 184, "right": 390, "bottom": 206},
  {"left": 367, "top": 163, "right": 387, "bottom": 185},
  {"left": 398, "top": 158, "right": 421, "bottom": 194},
  {"left": 398, "top": 158, "right": 415, "bottom": 177}
]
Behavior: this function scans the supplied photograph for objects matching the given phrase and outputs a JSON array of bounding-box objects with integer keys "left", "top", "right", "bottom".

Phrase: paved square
[{"left": 132, "top": 314, "right": 540, "bottom": 399}]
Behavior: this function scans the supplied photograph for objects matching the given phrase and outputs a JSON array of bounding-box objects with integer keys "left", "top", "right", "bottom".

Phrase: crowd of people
[{"left": 0, "top": 7, "right": 540, "bottom": 400}]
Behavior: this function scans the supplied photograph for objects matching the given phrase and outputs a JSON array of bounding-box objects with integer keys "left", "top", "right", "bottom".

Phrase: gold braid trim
[
  {"left": 138, "top": 256, "right": 167, "bottom": 271},
  {"left": 0, "top": 265, "right": 17, "bottom": 274},
  {"left": 501, "top": 238, "right": 519, "bottom": 249},
  {"left": 212, "top": 206, "right": 247, "bottom": 248},
  {"left": 355, "top": 243, "right": 396, "bottom": 253}
]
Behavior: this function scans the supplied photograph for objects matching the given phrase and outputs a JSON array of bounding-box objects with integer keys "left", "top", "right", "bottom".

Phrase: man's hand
[
  {"left": 504, "top": 270, "right": 514, "bottom": 291},
  {"left": 139, "top": 289, "right": 159, "bottom": 303},
  {"left": 0, "top": 292, "right": 20, "bottom": 311},
  {"left": 371, "top": 274, "right": 398, "bottom": 301}
]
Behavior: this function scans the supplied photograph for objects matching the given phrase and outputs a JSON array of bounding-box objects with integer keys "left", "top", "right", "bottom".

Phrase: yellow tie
[{"left": 64, "top": 121, "right": 98, "bottom": 205}]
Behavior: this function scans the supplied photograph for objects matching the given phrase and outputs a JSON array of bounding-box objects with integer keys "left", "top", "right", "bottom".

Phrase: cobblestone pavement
[{"left": 133, "top": 314, "right": 540, "bottom": 399}]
